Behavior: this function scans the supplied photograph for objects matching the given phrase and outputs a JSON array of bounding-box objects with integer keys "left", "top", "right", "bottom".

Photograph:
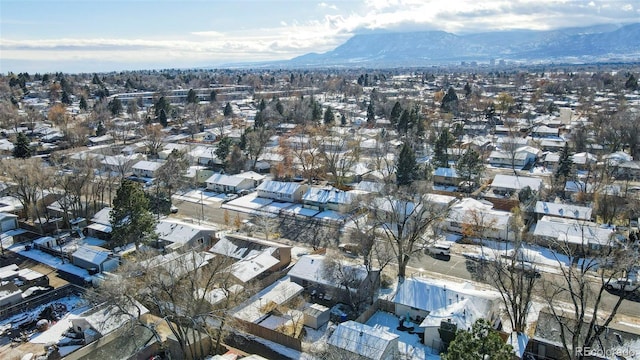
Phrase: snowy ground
[
  {"left": 173, "top": 189, "right": 225, "bottom": 205},
  {"left": 8, "top": 243, "right": 92, "bottom": 280},
  {"left": 459, "top": 238, "right": 573, "bottom": 275},
  {"left": 366, "top": 311, "right": 441, "bottom": 360}
]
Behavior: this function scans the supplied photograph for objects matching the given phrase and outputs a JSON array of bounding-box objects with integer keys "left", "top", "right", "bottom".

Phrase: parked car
[
  {"left": 508, "top": 262, "right": 541, "bottom": 278},
  {"left": 606, "top": 278, "right": 638, "bottom": 292},
  {"left": 427, "top": 242, "right": 451, "bottom": 256},
  {"left": 223, "top": 194, "right": 238, "bottom": 203}
]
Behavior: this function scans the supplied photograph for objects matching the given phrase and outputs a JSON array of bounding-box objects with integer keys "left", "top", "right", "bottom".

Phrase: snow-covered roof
[
  {"left": 235, "top": 171, "right": 266, "bottom": 182},
  {"left": 288, "top": 254, "right": 371, "bottom": 287},
  {"left": 352, "top": 181, "right": 384, "bottom": 194},
  {"left": 533, "top": 216, "right": 614, "bottom": 246},
  {"left": 395, "top": 277, "right": 500, "bottom": 317},
  {"left": 132, "top": 160, "right": 163, "bottom": 172},
  {"left": 91, "top": 207, "right": 112, "bottom": 226},
  {"left": 205, "top": 173, "right": 247, "bottom": 187},
  {"left": 492, "top": 174, "right": 542, "bottom": 191},
  {"left": 434, "top": 167, "right": 458, "bottom": 178},
  {"left": 302, "top": 187, "right": 354, "bottom": 205},
  {"left": 155, "top": 219, "right": 216, "bottom": 245},
  {"left": 233, "top": 277, "right": 303, "bottom": 322},
  {"left": 534, "top": 201, "right": 592, "bottom": 221},
  {"left": 257, "top": 180, "right": 302, "bottom": 195},
  {"left": 447, "top": 198, "right": 511, "bottom": 229},
  {"left": 75, "top": 302, "right": 148, "bottom": 337},
  {"left": 230, "top": 251, "right": 280, "bottom": 283},
  {"left": 327, "top": 320, "right": 398, "bottom": 360},
  {"left": 72, "top": 245, "right": 111, "bottom": 265}
]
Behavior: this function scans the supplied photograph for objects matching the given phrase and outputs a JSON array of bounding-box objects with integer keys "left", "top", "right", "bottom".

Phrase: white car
[
  {"left": 606, "top": 279, "right": 638, "bottom": 292},
  {"left": 427, "top": 242, "right": 451, "bottom": 256}
]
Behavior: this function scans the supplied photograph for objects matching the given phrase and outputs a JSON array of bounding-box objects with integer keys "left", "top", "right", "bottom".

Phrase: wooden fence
[
  {"left": 235, "top": 318, "right": 302, "bottom": 352},
  {"left": 355, "top": 298, "right": 396, "bottom": 323},
  {"left": 0, "top": 283, "right": 85, "bottom": 320}
]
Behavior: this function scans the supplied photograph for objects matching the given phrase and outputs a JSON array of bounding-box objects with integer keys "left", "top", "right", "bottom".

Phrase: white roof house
[
  {"left": 257, "top": 180, "right": 307, "bottom": 202},
  {"left": 205, "top": 173, "right": 254, "bottom": 193},
  {"left": 393, "top": 277, "right": 501, "bottom": 347},
  {"left": 533, "top": 216, "right": 614, "bottom": 248},
  {"left": 445, "top": 198, "right": 514, "bottom": 240},
  {"left": 229, "top": 251, "right": 280, "bottom": 283},
  {"left": 132, "top": 160, "right": 163, "bottom": 178},
  {"left": 155, "top": 219, "right": 217, "bottom": 251},
  {"left": 534, "top": 201, "right": 592, "bottom": 221},
  {"left": 327, "top": 320, "right": 399, "bottom": 360},
  {"left": 491, "top": 174, "right": 543, "bottom": 192}
]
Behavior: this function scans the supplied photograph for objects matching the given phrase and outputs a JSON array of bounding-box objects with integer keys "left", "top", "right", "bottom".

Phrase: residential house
[
  {"left": 529, "top": 311, "right": 640, "bottom": 360},
  {"left": 571, "top": 152, "right": 597, "bottom": 172},
  {"left": 205, "top": 173, "right": 255, "bottom": 194},
  {"left": 488, "top": 147, "right": 538, "bottom": 169},
  {"left": 131, "top": 160, "right": 164, "bottom": 178},
  {"left": 326, "top": 320, "right": 399, "bottom": 360},
  {"left": 433, "top": 167, "right": 461, "bottom": 187},
  {"left": 617, "top": 161, "right": 640, "bottom": 181},
  {"left": 288, "top": 254, "right": 380, "bottom": 305},
  {"left": 302, "top": 187, "right": 355, "bottom": 213},
  {"left": 85, "top": 207, "right": 112, "bottom": 240},
  {"left": 444, "top": 198, "right": 515, "bottom": 241},
  {"left": 257, "top": 181, "right": 307, "bottom": 203},
  {"left": 532, "top": 216, "right": 615, "bottom": 253},
  {"left": 542, "top": 152, "right": 560, "bottom": 172},
  {"left": 234, "top": 171, "right": 266, "bottom": 188},
  {"left": 531, "top": 125, "right": 560, "bottom": 138},
  {"left": 490, "top": 174, "right": 543, "bottom": 197},
  {"left": 208, "top": 234, "right": 291, "bottom": 284},
  {"left": 155, "top": 219, "right": 218, "bottom": 252},
  {"left": 534, "top": 201, "right": 592, "bottom": 221},
  {"left": 392, "top": 277, "right": 502, "bottom": 352}
]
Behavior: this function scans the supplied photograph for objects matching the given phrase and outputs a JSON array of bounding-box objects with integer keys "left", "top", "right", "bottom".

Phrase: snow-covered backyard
[{"left": 365, "top": 311, "right": 441, "bottom": 360}]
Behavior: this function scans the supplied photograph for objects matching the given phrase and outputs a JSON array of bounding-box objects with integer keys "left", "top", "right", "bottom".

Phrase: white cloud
[
  {"left": 1, "top": 0, "right": 637, "bottom": 73},
  {"left": 190, "top": 31, "right": 225, "bottom": 37},
  {"left": 318, "top": 2, "right": 338, "bottom": 10}
]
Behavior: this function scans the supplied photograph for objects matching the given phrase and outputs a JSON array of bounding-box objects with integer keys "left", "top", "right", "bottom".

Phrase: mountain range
[{"left": 284, "top": 23, "right": 640, "bottom": 67}]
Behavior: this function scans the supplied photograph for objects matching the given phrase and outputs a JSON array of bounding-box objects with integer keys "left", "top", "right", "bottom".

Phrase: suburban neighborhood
[{"left": 0, "top": 64, "right": 639, "bottom": 360}]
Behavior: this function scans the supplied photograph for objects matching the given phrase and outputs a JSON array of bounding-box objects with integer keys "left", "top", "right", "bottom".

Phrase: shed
[
  {"left": 0, "top": 213, "right": 18, "bottom": 232},
  {"left": 303, "top": 303, "right": 330, "bottom": 329},
  {"left": 71, "top": 245, "right": 119, "bottom": 273}
]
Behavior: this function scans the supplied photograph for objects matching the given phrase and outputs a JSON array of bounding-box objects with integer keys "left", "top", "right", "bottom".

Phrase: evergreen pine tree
[
  {"left": 555, "top": 143, "right": 573, "bottom": 180},
  {"left": 433, "top": 129, "right": 454, "bottom": 168},
  {"left": 223, "top": 102, "right": 233, "bottom": 117},
  {"left": 340, "top": 113, "right": 347, "bottom": 127},
  {"left": 79, "top": 96, "right": 88, "bottom": 111},
  {"left": 186, "top": 89, "right": 198, "bottom": 104},
  {"left": 158, "top": 109, "right": 168, "bottom": 127},
  {"left": 366, "top": 101, "right": 375, "bottom": 126},
  {"left": 442, "top": 319, "right": 513, "bottom": 360},
  {"left": 61, "top": 90, "right": 71, "bottom": 105},
  {"left": 323, "top": 106, "right": 334, "bottom": 125},
  {"left": 13, "top": 132, "right": 33, "bottom": 158},
  {"left": 95, "top": 121, "right": 106, "bottom": 136},
  {"left": 110, "top": 179, "right": 156, "bottom": 248},
  {"left": 626, "top": 74, "right": 638, "bottom": 90},
  {"left": 396, "top": 143, "right": 417, "bottom": 186},
  {"left": 390, "top": 101, "right": 402, "bottom": 126}
]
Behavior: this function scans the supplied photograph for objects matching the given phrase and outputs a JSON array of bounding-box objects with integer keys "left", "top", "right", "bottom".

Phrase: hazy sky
[{"left": 1, "top": 0, "right": 638, "bottom": 74}]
